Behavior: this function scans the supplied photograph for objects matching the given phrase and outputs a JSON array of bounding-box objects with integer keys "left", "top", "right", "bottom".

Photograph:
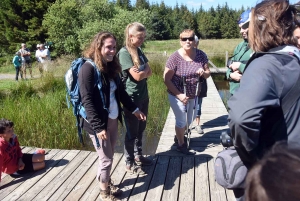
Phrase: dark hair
[
  {"left": 249, "top": 0, "right": 298, "bottom": 52},
  {"left": 0, "top": 118, "right": 14, "bottom": 134},
  {"left": 83, "top": 31, "right": 121, "bottom": 79},
  {"left": 245, "top": 142, "right": 300, "bottom": 201}
]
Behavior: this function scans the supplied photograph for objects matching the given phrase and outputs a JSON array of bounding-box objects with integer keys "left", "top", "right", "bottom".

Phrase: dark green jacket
[{"left": 226, "top": 40, "right": 252, "bottom": 94}]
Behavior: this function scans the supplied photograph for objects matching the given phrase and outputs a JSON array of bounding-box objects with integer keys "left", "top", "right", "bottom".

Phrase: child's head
[{"left": 0, "top": 118, "right": 14, "bottom": 140}]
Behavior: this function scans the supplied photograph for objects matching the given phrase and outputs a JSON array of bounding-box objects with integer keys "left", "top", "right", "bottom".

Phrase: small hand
[
  {"left": 229, "top": 62, "right": 241, "bottom": 72},
  {"left": 230, "top": 71, "right": 242, "bottom": 81},
  {"left": 18, "top": 158, "right": 25, "bottom": 170},
  {"left": 177, "top": 93, "right": 189, "bottom": 105},
  {"left": 134, "top": 110, "right": 147, "bottom": 121},
  {"left": 196, "top": 68, "right": 204, "bottom": 76},
  {"left": 96, "top": 130, "right": 107, "bottom": 140}
]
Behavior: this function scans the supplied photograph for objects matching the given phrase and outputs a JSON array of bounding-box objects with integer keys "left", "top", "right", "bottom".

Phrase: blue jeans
[
  {"left": 196, "top": 97, "right": 203, "bottom": 117},
  {"left": 15, "top": 66, "right": 22, "bottom": 80}
]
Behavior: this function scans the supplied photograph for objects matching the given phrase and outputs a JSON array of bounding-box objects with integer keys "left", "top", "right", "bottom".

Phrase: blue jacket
[{"left": 12, "top": 55, "right": 21, "bottom": 68}]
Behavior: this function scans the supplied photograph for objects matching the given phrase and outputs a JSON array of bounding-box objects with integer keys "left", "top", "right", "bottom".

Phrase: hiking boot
[
  {"left": 125, "top": 161, "right": 146, "bottom": 175},
  {"left": 176, "top": 143, "right": 195, "bottom": 155},
  {"left": 135, "top": 155, "right": 153, "bottom": 166},
  {"left": 99, "top": 189, "right": 120, "bottom": 201},
  {"left": 108, "top": 178, "right": 122, "bottom": 196},
  {"left": 195, "top": 125, "right": 204, "bottom": 134},
  {"left": 174, "top": 135, "right": 187, "bottom": 145}
]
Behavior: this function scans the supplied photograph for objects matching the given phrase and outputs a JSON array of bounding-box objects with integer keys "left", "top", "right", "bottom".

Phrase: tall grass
[{"left": 0, "top": 54, "right": 170, "bottom": 151}]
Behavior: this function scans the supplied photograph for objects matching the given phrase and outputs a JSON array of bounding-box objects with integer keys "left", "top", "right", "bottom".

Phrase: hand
[
  {"left": 196, "top": 68, "right": 204, "bottom": 77},
  {"left": 177, "top": 93, "right": 189, "bottom": 105},
  {"left": 96, "top": 130, "right": 107, "bottom": 140},
  {"left": 134, "top": 110, "right": 146, "bottom": 121},
  {"left": 18, "top": 158, "right": 25, "bottom": 170},
  {"left": 230, "top": 71, "right": 242, "bottom": 81},
  {"left": 229, "top": 62, "right": 241, "bottom": 72}
]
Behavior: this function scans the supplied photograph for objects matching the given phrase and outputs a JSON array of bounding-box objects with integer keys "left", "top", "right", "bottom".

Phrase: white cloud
[{"left": 186, "top": 1, "right": 207, "bottom": 7}]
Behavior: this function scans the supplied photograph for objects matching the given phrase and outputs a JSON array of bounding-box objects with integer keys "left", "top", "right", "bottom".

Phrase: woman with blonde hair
[
  {"left": 118, "top": 22, "right": 152, "bottom": 174},
  {"left": 163, "top": 29, "right": 210, "bottom": 155},
  {"left": 79, "top": 31, "right": 146, "bottom": 201}
]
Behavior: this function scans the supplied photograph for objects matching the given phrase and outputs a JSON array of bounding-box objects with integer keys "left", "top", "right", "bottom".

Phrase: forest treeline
[{"left": 0, "top": 0, "right": 248, "bottom": 57}]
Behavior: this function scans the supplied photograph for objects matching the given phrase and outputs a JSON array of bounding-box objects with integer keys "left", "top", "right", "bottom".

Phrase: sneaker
[
  {"left": 99, "top": 189, "right": 120, "bottom": 201},
  {"left": 108, "top": 178, "right": 122, "bottom": 196},
  {"left": 195, "top": 125, "right": 204, "bottom": 134},
  {"left": 174, "top": 135, "right": 188, "bottom": 145},
  {"left": 134, "top": 155, "right": 153, "bottom": 166},
  {"left": 125, "top": 161, "right": 146, "bottom": 175},
  {"left": 176, "top": 143, "right": 196, "bottom": 155}
]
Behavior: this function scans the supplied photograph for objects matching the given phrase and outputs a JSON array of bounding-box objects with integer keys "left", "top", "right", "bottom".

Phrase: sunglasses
[{"left": 181, "top": 37, "right": 194, "bottom": 42}]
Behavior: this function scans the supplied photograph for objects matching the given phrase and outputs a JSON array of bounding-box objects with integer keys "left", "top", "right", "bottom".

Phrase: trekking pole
[{"left": 182, "top": 76, "right": 191, "bottom": 148}]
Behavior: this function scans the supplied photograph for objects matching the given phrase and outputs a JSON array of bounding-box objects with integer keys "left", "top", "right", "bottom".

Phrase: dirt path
[{"left": 0, "top": 74, "right": 15, "bottom": 80}]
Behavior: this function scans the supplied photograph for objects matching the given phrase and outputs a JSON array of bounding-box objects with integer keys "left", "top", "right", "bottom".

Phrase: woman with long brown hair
[{"left": 79, "top": 31, "right": 146, "bottom": 201}]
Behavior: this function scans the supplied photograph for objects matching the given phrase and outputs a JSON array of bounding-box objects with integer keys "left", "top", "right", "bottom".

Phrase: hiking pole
[{"left": 182, "top": 76, "right": 191, "bottom": 148}]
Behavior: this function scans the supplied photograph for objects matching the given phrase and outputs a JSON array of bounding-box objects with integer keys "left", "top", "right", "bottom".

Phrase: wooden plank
[
  {"left": 129, "top": 156, "right": 158, "bottom": 201},
  {"left": 145, "top": 156, "right": 169, "bottom": 201},
  {"left": 194, "top": 157, "right": 209, "bottom": 201},
  {"left": 80, "top": 153, "right": 124, "bottom": 201},
  {"left": 178, "top": 157, "right": 194, "bottom": 201},
  {"left": 226, "top": 189, "right": 236, "bottom": 201},
  {"left": 33, "top": 150, "right": 89, "bottom": 200},
  {"left": 161, "top": 156, "right": 182, "bottom": 201},
  {"left": 48, "top": 151, "right": 98, "bottom": 200},
  {"left": 207, "top": 158, "right": 227, "bottom": 201},
  {"left": 1, "top": 149, "right": 60, "bottom": 201},
  {"left": 17, "top": 149, "right": 75, "bottom": 200}
]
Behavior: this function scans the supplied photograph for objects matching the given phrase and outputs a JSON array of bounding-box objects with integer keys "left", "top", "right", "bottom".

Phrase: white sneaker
[{"left": 195, "top": 125, "right": 204, "bottom": 134}]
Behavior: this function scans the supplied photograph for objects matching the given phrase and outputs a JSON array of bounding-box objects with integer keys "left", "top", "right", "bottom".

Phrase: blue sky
[{"left": 132, "top": 0, "right": 299, "bottom": 10}]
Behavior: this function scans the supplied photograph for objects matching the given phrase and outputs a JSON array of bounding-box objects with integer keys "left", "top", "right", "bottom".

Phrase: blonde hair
[
  {"left": 83, "top": 31, "right": 121, "bottom": 78},
  {"left": 179, "top": 29, "right": 195, "bottom": 39},
  {"left": 124, "top": 22, "right": 146, "bottom": 66}
]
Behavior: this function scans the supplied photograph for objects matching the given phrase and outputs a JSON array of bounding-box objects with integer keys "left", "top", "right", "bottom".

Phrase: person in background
[
  {"left": 18, "top": 43, "right": 33, "bottom": 79},
  {"left": 79, "top": 31, "right": 146, "bottom": 201},
  {"left": 37, "top": 44, "right": 51, "bottom": 72},
  {"left": 35, "top": 44, "right": 43, "bottom": 75},
  {"left": 0, "top": 118, "right": 45, "bottom": 182},
  {"left": 194, "top": 35, "right": 210, "bottom": 134},
  {"left": 225, "top": 10, "right": 253, "bottom": 95},
  {"left": 245, "top": 143, "right": 300, "bottom": 201},
  {"left": 228, "top": 1, "right": 300, "bottom": 200},
  {"left": 12, "top": 52, "right": 23, "bottom": 81},
  {"left": 164, "top": 29, "right": 210, "bottom": 155},
  {"left": 118, "top": 22, "right": 153, "bottom": 174}
]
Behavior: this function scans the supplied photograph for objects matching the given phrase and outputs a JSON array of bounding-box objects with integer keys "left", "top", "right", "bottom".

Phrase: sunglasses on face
[{"left": 181, "top": 37, "right": 194, "bottom": 42}]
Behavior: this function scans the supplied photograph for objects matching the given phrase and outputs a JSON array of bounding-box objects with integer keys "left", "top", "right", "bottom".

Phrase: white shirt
[{"left": 108, "top": 80, "right": 118, "bottom": 119}]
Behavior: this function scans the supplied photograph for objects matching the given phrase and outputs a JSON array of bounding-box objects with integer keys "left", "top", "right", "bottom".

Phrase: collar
[{"left": 269, "top": 45, "right": 300, "bottom": 61}]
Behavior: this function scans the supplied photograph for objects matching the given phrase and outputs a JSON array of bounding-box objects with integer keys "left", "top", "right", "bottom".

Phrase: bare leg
[
  {"left": 175, "top": 126, "right": 186, "bottom": 146},
  {"left": 32, "top": 154, "right": 45, "bottom": 171},
  {"left": 33, "top": 162, "right": 45, "bottom": 171}
]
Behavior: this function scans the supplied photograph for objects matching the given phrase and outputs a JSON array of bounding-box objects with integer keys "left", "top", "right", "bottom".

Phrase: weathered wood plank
[
  {"left": 226, "top": 189, "right": 236, "bottom": 201},
  {"left": 195, "top": 157, "right": 210, "bottom": 201},
  {"left": 1, "top": 149, "right": 60, "bottom": 201},
  {"left": 17, "top": 149, "right": 75, "bottom": 200},
  {"left": 128, "top": 156, "right": 157, "bottom": 201},
  {"left": 145, "top": 156, "right": 169, "bottom": 201},
  {"left": 161, "top": 156, "right": 182, "bottom": 201},
  {"left": 48, "top": 151, "right": 98, "bottom": 201},
  {"left": 178, "top": 156, "right": 194, "bottom": 201},
  {"left": 208, "top": 158, "right": 227, "bottom": 201},
  {"left": 33, "top": 150, "right": 89, "bottom": 200}
]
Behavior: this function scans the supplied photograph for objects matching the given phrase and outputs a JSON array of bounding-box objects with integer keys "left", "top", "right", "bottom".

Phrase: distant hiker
[
  {"left": 78, "top": 31, "right": 146, "bottom": 201},
  {"left": 118, "top": 22, "right": 153, "bottom": 174},
  {"left": 12, "top": 52, "right": 23, "bottom": 81},
  {"left": 36, "top": 44, "right": 51, "bottom": 73},
  {"left": 18, "top": 43, "right": 33, "bottom": 79},
  {"left": 0, "top": 118, "right": 45, "bottom": 182}
]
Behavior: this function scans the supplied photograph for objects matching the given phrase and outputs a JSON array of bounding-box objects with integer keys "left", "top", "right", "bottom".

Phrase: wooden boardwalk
[{"left": 0, "top": 77, "right": 234, "bottom": 201}]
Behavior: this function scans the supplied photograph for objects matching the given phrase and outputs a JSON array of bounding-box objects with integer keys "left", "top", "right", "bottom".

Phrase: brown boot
[
  {"left": 108, "top": 178, "right": 122, "bottom": 196},
  {"left": 99, "top": 189, "right": 120, "bottom": 201}
]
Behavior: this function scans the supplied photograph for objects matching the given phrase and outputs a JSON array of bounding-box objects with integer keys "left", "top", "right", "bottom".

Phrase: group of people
[
  {"left": 3, "top": 0, "right": 300, "bottom": 200},
  {"left": 12, "top": 43, "right": 51, "bottom": 81}
]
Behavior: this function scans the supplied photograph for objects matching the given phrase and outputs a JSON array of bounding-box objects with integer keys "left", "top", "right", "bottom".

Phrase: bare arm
[
  {"left": 128, "top": 63, "right": 152, "bottom": 81},
  {"left": 202, "top": 63, "right": 210, "bottom": 79},
  {"left": 163, "top": 67, "right": 189, "bottom": 105}
]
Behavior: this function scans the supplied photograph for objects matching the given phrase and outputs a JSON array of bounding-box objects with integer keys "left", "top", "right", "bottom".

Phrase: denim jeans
[
  {"left": 123, "top": 98, "right": 149, "bottom": 163},
  {"left": 15, "top": 66, "right": 22, "bottom": 80}
]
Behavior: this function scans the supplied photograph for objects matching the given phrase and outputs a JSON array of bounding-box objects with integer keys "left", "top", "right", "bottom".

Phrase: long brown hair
[
  {"left": 245, "top": 142, "right": 300, "bottom": 201},
  {"left": 249, "top": 0, "right": 298, "bottom": 52},
  {"left": 124, "top": 22, "right": 146, "bottom": 66},
  {"left": 83, "top": 31, "right": 121, "bottom": 78}
]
